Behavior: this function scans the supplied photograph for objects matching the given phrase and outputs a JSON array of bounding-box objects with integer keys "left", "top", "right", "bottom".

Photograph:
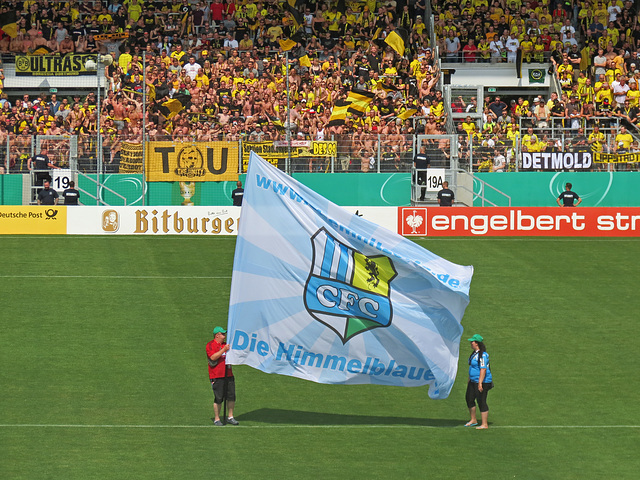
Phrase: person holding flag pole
[{"left": 207, "top": 326, "right": 239, "bottom": 426}]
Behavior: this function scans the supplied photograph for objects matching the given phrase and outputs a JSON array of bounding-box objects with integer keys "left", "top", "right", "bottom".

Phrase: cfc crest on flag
[{"left": 305, "top": 228, "right": 398, "bottom": 343}]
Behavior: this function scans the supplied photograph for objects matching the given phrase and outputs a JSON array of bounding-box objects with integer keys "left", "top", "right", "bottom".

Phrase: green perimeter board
[
  {"left": 475, "top": 171, "right": 640, "bottom": 207},
  {"left": 0, "top": 174, "right": 23, "bottom": 205},
  {"left": 0, "top": 236, "right": 638, "bottom": 479},
  {"left": 10, "top": 173, "right": 413, "bottom": 206},
  {"left": 7, "top": 171, "right": 640, "bottom": 207}
]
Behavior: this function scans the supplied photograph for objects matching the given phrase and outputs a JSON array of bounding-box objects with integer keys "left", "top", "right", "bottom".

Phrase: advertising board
[{"left": 398, "top": 207, "right": 640, "bottom": 237}]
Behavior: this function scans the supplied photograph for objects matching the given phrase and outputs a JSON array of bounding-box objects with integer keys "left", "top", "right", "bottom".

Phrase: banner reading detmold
[
  {"left": 521, "top": 152, "right": 592, "bottom": 170},
  {"left": 145, "top": 141, "right": 239, "bottom": 182},
  {"left": 15, "top": 54, "right": 97, "bottom": 76}
]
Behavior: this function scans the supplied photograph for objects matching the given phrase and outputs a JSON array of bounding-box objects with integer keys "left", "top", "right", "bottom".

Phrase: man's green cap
[
  {"left": 468, "top": 334, "right": 484, "bottom": 343},
  {"left": 213, "top": 326, "right": 227, "bottom": 335}
]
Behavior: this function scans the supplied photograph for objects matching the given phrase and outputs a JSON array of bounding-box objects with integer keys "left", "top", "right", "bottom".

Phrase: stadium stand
[{"left": 0, "top": 0, "right": 638, "bottom": 185}]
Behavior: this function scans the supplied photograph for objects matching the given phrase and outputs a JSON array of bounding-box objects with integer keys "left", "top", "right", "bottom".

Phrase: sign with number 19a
[{"left": 426, "top": 168, "right": 445, "bottom": 192}]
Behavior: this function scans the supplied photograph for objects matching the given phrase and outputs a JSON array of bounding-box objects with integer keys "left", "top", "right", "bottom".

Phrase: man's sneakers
[
  {"left": 212, "top": 418, "right": 239, "bottom": 426},
  {"left": 227, "top": 417, "right": 239, "bottom": 426}
]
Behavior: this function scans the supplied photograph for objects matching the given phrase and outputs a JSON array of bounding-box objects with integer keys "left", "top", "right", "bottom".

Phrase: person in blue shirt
[{"left": 465, "top": 334, "right": 493, "bottom": 430}]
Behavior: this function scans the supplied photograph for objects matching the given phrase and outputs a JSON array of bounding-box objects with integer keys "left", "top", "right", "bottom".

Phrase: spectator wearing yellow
[
  {"left": 126, "top": 0, "right": 143, "bottom": 23},
  {"left": 413, "top": 16, "right": 426, "bottom": 35},
  {"left": 522, "top": 127, "right": 539, "bottom": 152},
  {"left": 515, "top": 98, "right": 531, "bottom": 118},
  {"left": 614, "top": 125, "right": 634, "bottom": 152},
  {"left": 559, "top": 70, "right": 573, "bottom": 92},
  {"left": 477, "top": 38, "right": 491, "bottom": 62},
  {"left": 119, "top": 46, "right": 133, "bottom": 74},
  {"left": 506, "top": 123, "right": 520, "bottom": 146},
  {"left": 579, "top": 77, "right": 596, "bottom": 104},
  {"left": 626, "top": 81, "right": 640, "bottom": 107},
  {"left": 520, "top": 33, "right": 533, "bottom": 63},
  {"left": 593, "top": 1, "right": 609, "bottom": 27},
  {"left": 539, "top": 6, "right": 553, "bottom": 26},
  {"left": 588, "top": 125, "right": 606, "bottom": 152},
  {"left": 461, "top": 116, "right": 477, "bottom": 137},
  {"left": 533, "top": 37, "right": 545, "bottom": 62},
  {"left": 171, "top": 44, "right": 186, "bottom": 64}
]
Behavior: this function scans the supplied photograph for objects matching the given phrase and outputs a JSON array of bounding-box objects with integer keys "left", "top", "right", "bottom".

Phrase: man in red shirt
[{"left": 206, "top": 326, "right": 239, "bottom": 426}]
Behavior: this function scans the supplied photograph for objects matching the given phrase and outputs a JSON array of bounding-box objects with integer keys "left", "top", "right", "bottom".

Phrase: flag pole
[{"left": 286, "top": 49, "right": 291, "bottom": 174}]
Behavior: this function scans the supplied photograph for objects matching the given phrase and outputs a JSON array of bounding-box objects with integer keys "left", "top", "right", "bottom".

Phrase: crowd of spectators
[
  {"left": 438, "top": 0, "right": 640, "bottom": 171},
  {"left": 0, "top": 0, "right": 452, "bottom": 173}
]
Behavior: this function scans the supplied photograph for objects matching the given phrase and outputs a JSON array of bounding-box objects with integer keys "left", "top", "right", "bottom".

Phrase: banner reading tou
[{"left": 145, "top": 141, "right": 239, "bottom": 182}]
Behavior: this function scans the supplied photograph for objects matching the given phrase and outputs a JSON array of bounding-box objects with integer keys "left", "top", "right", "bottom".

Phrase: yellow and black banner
[
  {"left": 15, "top": 54, "right": 98, "bottom": 76},
  {"left": 0, "top": 206, "right": 67, "bottom": 234},
  {"left": 145, "top": 141, "right": 239, "bottom": 182},
  {"left": 120, "top": 142, "right": 143, "bottom": 173},
  {"left": 594, "top": 152, "right": 640, "bottom": 163},
  {"left": 242, "top": 141, "right": 337, "bottom": 171}
]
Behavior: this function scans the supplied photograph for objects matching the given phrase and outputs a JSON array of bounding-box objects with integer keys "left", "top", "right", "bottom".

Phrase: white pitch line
[
  {"left": 0, "top": 424, "right": 638, "bottom": 429},
  {"left": 0, "top": 275, "right": 231, "bottom": 279}
]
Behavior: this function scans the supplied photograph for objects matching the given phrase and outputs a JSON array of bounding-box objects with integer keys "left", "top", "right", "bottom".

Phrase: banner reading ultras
[
  {"left": 0, "top": 206, "right": 67, "bottom": 234},
  {"left": 398, "top": 207, "right": 640, "bottom": 237},
  {"left": 15, "top": 54, "right": 97, "bottom": 76},
  {"left": 145, "top": 141, "right": 239, "bottom": 182}
]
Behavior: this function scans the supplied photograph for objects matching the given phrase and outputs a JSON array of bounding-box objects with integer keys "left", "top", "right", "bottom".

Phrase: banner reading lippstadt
[
  {"left": 145, "top": 141, "right": 239, "bottom": 182},
  {"left": 398, "top": 207, "right": 640, "bottom": 237},
  {"left": 521, "top": 151, "right": 593, "bottom": 171},
  {"left": 226, "top": 152, "right": 474, "bottom": 399}
]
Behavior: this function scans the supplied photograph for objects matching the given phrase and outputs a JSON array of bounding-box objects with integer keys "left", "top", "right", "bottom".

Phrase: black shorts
[
  {"left": 210, "top": 376, "right": 236, "bottom": 404},
  {"left": 465, "top": 381, "right": 490, "bottom": 412}
]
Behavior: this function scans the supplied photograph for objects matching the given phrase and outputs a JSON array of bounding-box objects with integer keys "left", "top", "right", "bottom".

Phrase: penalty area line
[
  {"left": 0, "top": 424, "right": 638, "bottom": 429},
  {"left": 0, "top": 275, "right": 231, "bottom": 279}
]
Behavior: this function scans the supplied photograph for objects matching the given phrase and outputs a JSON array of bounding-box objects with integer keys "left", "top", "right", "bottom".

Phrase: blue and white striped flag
[{"left": 226, "top": 152, "right": 474, "bottom": 399}]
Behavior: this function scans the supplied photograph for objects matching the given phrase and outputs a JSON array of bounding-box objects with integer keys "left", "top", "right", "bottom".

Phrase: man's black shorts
[{"left": 210, "top": 376, "right": 236, "bottom": 404}]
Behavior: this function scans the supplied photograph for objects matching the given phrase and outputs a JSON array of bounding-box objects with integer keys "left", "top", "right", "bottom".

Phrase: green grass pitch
[{"left": 0, "top": 235, "right": 638, "bottom": 479}]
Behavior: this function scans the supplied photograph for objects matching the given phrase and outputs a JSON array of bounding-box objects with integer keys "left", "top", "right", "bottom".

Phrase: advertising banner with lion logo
[
  {"left": 145, "top": 141, "right": 239, "bottom": 182},
  {"left": 226, "top": 152, "right": 474, "bottom": 399}
]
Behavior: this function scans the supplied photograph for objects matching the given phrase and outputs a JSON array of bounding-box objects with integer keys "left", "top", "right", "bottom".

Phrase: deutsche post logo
[
  {"left": 174, "top": 146, "right": 206, "bottom": 178},
  {"left": 102, "top": 209, "right": 119, "bottom": 232},
  {"left": 304, "top": 228, "right": 397, "bottom": 343},
  {"left": 44, "top": 209, "right": 58, "bottom": 220}
]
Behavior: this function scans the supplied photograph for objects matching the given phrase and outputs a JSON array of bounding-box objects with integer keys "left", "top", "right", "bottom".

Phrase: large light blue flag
[{"left": 227, "top": 152, "right": 474, "bottom": 399}]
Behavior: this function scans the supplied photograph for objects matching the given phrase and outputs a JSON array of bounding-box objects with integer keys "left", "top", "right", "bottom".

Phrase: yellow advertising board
[
  {"left": 145, "top": 141, "right": 239, "bottom": 182},
  {"left": 0, "top": 206, "right": 67, "bottom": 234},
  {"left": 15, "top": 54, "right": 97, "bottom": 76},
  {"left": 594, "top": 152, "right": 640, "bottom": 163}
]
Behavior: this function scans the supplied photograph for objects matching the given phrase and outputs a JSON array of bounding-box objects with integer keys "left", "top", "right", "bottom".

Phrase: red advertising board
[{"left": 398, "top": 207, "right": 640, "bottom": 237}]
